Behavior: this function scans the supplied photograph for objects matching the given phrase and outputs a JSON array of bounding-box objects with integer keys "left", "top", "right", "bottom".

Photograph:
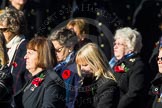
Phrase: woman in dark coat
[
  {"left": 0, "top": 7, "right": 29, "bottom": 95},
  {"left": 75, "top": 43, "right": 119, "bottom": 108},
  {"left": 14, "top": 36, "right": 65, "bottom": 108},
  {"left": 109, "top": 27, "right": 151, "bottom": 108},
  {"left": 150, "top": 47, "right": 162, "bottom": 108},
  {"left": 48, "top": 27, "right": 81, "bottom": 108}
]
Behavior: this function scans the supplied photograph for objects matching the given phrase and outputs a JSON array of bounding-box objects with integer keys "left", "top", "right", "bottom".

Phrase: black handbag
[
  {"left": 0, "top": 66, "right": 13, "bottom": 108},
  {"left": 0, "top": 30, "right": 13, "bottom": 108}
]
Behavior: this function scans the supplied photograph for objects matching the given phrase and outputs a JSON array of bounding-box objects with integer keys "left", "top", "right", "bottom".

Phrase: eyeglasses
[
  {"left": 157, "top": 57, "right": 162, "bottom": 61},
  {"left": 0, "top": 28, "right": 7, "bottom": 32},
  {"left": 55, "top": 46, "right": 64, "bottom": 53},
  {"left": 113, "top": 42, "right": 125, "bottom": 46}
]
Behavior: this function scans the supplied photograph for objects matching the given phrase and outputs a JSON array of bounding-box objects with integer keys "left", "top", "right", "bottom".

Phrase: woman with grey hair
[
  {"left": 109, "top": 27, "right": 151, "bottom": 108},
  {"left": 48, "top": 27, "right": 80, "bottom": 108}
]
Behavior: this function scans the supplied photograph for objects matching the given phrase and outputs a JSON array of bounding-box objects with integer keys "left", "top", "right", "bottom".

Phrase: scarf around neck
[
  {"left": 6, "top": 35, "right": 25, "bottom": 66},
  {"left": 54, "top": 51, "right": 75, "bottom": 73},
  {"left": 109, "top": 52, "right": 135, "bottom": 68}
]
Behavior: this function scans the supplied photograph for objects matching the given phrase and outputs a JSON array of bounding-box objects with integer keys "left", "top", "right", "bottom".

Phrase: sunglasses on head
[
  {"left": 0, "top": 28, "right": 7, "bottom": 32},
  {"left": 156, "top": 57, "right": 162, "bottom": 61}
]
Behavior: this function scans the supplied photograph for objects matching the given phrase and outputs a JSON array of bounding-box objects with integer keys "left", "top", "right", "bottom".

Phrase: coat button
[{"left": 155, "top": 88, "right": 158, "bottom": 91}]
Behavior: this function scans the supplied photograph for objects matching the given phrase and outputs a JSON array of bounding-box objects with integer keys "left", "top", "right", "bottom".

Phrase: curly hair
[{"left": 0, "top": 7, "right": 27, "bottom": 35}]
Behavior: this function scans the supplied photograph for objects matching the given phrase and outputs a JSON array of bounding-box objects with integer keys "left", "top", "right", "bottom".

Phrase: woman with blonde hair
[
  {"left": 66, "top": 18, "right": 92, "bottom": 50},
  {"left": 75, "top": 43, "right": 119, "bottom": 108}
]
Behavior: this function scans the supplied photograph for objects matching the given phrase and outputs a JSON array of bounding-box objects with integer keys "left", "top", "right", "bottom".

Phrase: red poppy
[
  {"left": 114, "top": 66, "right": 125, "bottom": 73},
  {"left": 32, "top": 77, "right": 43, "bottom": 87},
  {"left": 12, "top": 62, "right": 17, "bottom": 68},
  {"left": 62, "top": 70, "right": 71, "bottom": 79}
]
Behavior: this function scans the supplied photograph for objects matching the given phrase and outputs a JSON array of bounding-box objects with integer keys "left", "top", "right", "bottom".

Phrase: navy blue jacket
[
  {"left": 9, "top": 40, "right": 30, "bottom": 94},
  {"left": 54, "top": 52, "right": 80, "bottom": 108}
]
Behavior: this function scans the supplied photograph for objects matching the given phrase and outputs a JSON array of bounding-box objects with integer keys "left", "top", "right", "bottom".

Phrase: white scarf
[{"left": 6, "top": 35, "right": 25, "bottom": 66}]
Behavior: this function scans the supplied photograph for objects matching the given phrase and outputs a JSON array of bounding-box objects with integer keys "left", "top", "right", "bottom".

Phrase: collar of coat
[
  {"left": 115, "top": 53, "right": 139, "bottom": 67},
  {"left": 152, "top": 73, "right": 162, "bottom": 86}
]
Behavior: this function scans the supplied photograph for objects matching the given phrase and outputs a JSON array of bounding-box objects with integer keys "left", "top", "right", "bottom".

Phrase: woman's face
[
  {"left": 80, "top": 63, "right": 93, "bottom": 74},
  {"left": 52, "top": 40, "right": 70, "bottom": 62},
  {"left": 10, "top": 0, "right": 27, "bottom": 5},
  {"left": 113, "top": 38, "right": 128, "bottom": 60},
  {"left": 157, "top": 49, "right": 162, "bottom": 73},
  {"left": 0, "top": 24, "right": 12, "bottom": 42},
  {"left": 77, "top": 59, "right": 93, "bottom": 76},
  {"left": 24, "top": 49, "right": 39, "bottom": 73}
]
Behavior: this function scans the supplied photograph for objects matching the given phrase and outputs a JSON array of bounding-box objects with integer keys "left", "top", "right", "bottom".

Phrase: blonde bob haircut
[
  {"left": 26, "top": 36, "right": 57, "bottom": 69},
  {"left": 76, "top": 43, "right": 115, "bottom": 81}
]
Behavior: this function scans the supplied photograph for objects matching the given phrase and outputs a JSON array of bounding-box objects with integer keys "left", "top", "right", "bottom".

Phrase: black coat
[
  {"left": 0, "top": 67, "right": 13, "bottom": 108},
  {"left": 14, "top": 69, "right": 66, "bottom": 108},
  {"left": 150, "top": 73, "right": 162, "bottom": 108},
  {"left": 112, "top": 54, "right": 151, "bottom": 108},
  {"left": 75, "top": 76, "right": 119, "bottom": 108}
]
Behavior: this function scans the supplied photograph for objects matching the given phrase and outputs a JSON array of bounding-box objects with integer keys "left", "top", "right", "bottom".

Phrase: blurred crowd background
[{"left": 0, "top": 0, "right": 162, "bottom": 63}]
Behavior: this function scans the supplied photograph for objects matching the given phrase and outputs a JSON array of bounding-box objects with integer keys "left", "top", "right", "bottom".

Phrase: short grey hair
[
  {"left": 114, "top": 27, "right": 143, "bottom": 53},
  {"left": 48, "top": 27, "right": 78, "bottom": 48}
]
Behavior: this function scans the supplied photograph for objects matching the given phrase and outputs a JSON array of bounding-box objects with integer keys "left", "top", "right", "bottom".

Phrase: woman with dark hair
[
  {"left": 14, "top": 36, "right": 65, "bottom": 108},
  {"left": 150, "top": 47, "right": 162, "bottom": 108}
]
